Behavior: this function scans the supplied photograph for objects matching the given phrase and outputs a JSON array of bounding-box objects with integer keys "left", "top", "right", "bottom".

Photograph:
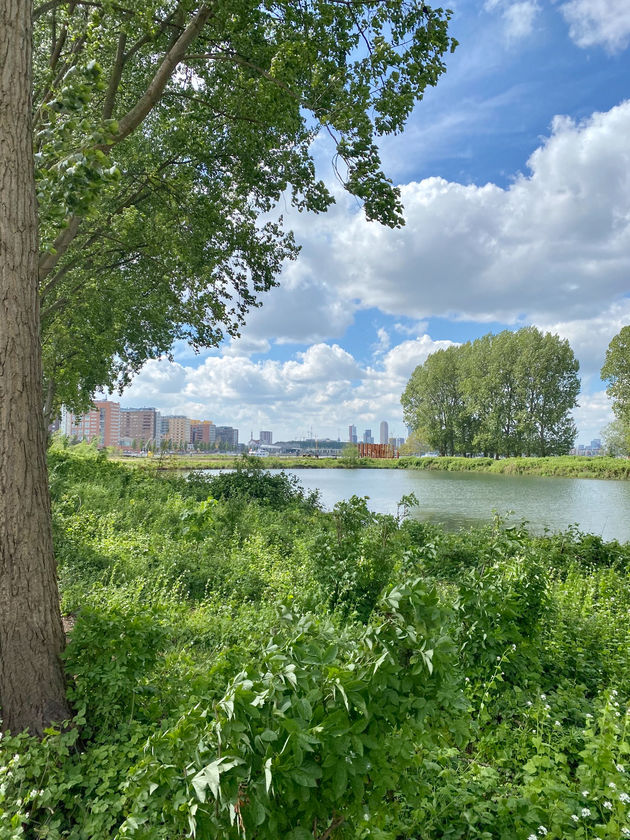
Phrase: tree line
[
  {"left": 401, "top": 327, "right": 581, "bottom": 458},
  {"left": 601, "top": 325, "right": 630, "bottom": 455}
]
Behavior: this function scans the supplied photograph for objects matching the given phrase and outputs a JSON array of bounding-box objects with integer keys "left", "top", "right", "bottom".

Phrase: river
[{"left": 202, "top": 468, "right": 630, "bottom": 541}]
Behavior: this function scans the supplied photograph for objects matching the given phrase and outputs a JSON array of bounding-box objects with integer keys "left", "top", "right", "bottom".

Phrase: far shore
[{"left": 110, "top": 453, "right": 630, "bottom": 480}]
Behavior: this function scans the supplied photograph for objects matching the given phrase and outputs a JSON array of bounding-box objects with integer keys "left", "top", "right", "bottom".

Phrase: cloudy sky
[{"left": 122, "top": 0, "right": 630, "bottom": 444}]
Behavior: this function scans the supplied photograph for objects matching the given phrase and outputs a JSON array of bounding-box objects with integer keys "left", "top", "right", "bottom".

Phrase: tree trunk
[{"left": 0, "top": 0, "right": 70, "bottom": 735}]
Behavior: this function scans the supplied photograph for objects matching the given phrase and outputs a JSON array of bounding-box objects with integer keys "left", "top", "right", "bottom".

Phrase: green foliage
[
  {"left": 602, "top": 325, "right": 630, "bottom": 426},
  {"left": 402, "top": 327, "right": 580, "bottom": 458},
  {"left": 396, "top": 454, "right": 630, "bottom": 479},
  {"left": 3, "top": 453, "right": 630, "bottom": 839},
  {"left": 310, "top": 496, "right": 407, "bottom": 620},
  {"left": 189, "top": 455, "right": 321, "bottom": 510},
  {"left": 601, "top": 418, "right": 630, "bottom": 457},
  {"left": 33, "top": 1, "right": 456, "bottom": 416}
]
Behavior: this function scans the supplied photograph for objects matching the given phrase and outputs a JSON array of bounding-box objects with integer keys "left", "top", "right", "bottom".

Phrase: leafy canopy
[
  {"left": 401, "top": 328, "right": 580, "bottom": 457},
  {"left": 601, "top": 325, "right": 630, "bottom": 445},
  {"left": 33, "top": 0, "right": 456, "bottom": 416}
]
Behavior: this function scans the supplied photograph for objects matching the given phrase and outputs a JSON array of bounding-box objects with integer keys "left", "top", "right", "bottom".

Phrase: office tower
[
  {"left": 260, "top": 431, "right": 273, "bottom": 444},
  {"left": 215, "top": 426, "right": 238, "bottom": 448},
  {"left": 379, "top": 420, "right": 389, "bottom": 445}
]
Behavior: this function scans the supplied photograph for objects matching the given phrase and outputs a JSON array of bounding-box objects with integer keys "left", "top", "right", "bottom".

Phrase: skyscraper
[
  {"left": 379, "top": 420, "right": 389, "bottom": 445},
  {"left": 260, "top": 431, "right": 273, "bottom": 444},
  {"left": 348, "top": 424, "right": 357, "bottom": 443}
]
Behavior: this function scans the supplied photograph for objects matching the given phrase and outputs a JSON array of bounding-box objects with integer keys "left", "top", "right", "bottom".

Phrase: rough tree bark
[{"left": 0, "top": 0, "right": 71, "bottom": 735}]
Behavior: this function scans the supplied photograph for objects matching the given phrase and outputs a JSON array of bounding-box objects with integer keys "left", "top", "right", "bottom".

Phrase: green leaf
[{"left": 331, "top": 762, "right": 347, "bottom": 799}]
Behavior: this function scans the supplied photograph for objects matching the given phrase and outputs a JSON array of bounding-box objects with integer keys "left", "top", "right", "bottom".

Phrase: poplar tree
[
  {"left": 1, "top": 0, "right": 456, "bottom": 734},
  {"left": 401, "top": 328, "right": 580, "bottom": 459},
  {"left": 601, "top": 325, "right": 630, "bottom": 448}
]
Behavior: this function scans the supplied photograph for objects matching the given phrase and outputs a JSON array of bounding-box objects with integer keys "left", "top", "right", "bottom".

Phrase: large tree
[
  {"left": 1, "top": 0, "right": 70, "bottom": 736},
  {"left": 401, "top": 344, "right": 473, "bottom": 456},
  {"left": 1, "top": 1, "right": 456, "bottom": 733},
  {"left": 401, "top": 328, "right": 580, "bottom": 458},
  {"left": 601, "top": 325, "right": 630, "bottom": 446},
  {"left": 515, "top": 327, "right": 579, "bottom": 456},
  {"left": 33, "top": 0, "right": 457, "bottom": 421}
]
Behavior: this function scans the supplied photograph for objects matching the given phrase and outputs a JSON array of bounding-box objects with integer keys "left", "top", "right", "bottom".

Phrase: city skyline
[{"left": 61, "top": 400, "right": 411, "bottom": 449}]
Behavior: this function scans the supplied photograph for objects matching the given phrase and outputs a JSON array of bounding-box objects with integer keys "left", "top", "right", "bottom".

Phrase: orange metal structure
[{"left": 357, "top": 442, "right": 398, "bottom": 459}]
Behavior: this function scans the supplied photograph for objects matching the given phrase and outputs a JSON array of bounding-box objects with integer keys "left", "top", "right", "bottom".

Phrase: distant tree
[
  {"left": 464, "top": 332, "right": 523, "bottom": 458},
  {"left": 515, "top": 328, "right": 579, "bottom": 456},
  {"left": 399, "top": 431, "right": 430, "bottom": 456},
  {"left": 402, "top": 344, "right": 473, "bottom": 456},
  {"left": 601, "top": 418, "right": 630, "bottom": 456},
  {"left": 601, "top": 326, "right": 630, "bottom": 441},
  {"left": 402, "top": 328, "right": 580, "bottom": 458},
  {"left": 341, "top": 443, "right": 359, "bottom": 460}
]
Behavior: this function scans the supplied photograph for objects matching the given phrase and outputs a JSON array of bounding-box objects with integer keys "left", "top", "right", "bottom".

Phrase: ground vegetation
[
  {"left": 110, "top": 451, "right": 630, "bottom": 479},
  {"left": 0, "top": 453, "right": 628, "bottom": 839}
]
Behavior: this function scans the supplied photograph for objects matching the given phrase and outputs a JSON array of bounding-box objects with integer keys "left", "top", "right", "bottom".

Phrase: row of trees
[
  {"left": 601, "top": 325, "right": 630, "bottom": 455},
  {"left": 401, "top": 328, "right": 581, "bottom": 458}
]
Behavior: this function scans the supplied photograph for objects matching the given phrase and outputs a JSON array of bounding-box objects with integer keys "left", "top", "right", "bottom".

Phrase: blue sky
[{"left": 122, "top": 0, "right": 630, "bottom": 444}]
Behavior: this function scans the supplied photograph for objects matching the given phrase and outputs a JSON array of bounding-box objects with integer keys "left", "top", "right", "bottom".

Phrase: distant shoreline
[{"left": 111, "top": 454, "right": 630, "bottom": 480}]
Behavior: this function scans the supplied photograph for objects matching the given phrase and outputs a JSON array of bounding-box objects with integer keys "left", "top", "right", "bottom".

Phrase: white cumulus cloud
[
  {"left": 122, "top": 335, "right": 453, "bottom": 440},
  {"left": 330, "top": 101, "right": 630, "bottom": 324},
  {"left": 559, "top": 0, "right": 630, "bottom": 52}
]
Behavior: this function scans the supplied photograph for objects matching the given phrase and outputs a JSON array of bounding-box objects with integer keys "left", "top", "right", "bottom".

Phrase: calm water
[{"left": 201, "top": 468, "right": 630, "bottom": 542}]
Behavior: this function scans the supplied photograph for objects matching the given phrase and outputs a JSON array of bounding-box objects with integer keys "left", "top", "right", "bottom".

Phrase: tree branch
[
  {"left": 38, "top": 3, "right": 213, "bottom": 273},
  {"left": 103, "top": 31, "right": 127, "bottom": 119},
  {"left": 39, "top": 216, "right": 82, "bottom": 282},
  {"left": 110, "top": 3, "right": 214, "bottom": 146},
  {"left": 318, "top": 815, "right": 345, "bottom": 840}
]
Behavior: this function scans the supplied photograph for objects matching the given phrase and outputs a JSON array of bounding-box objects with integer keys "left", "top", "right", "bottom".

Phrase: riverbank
[
  {"left": 3, "top": 451, "right": 628, "bottom": 838},
  {"left": 112, "top": 452, "right": 630, "bottom": 479}
]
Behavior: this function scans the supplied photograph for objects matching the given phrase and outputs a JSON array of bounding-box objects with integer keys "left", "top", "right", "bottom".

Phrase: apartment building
[
  {"left": 120, "top": 407, "right": 160, "bottom": 448},
  {"left": 190, "top": 420, "right": 216, "bottom": 445},
  {"left": 61, "top": 400, "right": 121, "bottom": 447},
  {"left": 163, "top": 415, "right": 191, "bottom": 448}
]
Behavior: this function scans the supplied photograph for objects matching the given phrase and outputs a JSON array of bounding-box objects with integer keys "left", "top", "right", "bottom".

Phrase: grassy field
[{"left": 112, "top": 452, "right": 630, "bottom": 479}]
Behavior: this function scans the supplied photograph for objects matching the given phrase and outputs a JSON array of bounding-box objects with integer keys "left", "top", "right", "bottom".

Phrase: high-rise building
[
  {"left": 348, "top": 424, "right": 357, "bottom": 443},
  {"left": 120, "top": 407, "right": 160, "bottom": 448},
  {"left": 379, "top": 420, "right": 389, "bottom": 445},
  {"left": 190, "top": 420, "right": 215, "bottom": 445},
  {"left": 215, "top": 426, "right": 238, "bottom": 448},
  {"left": 61, "top": 400, "right": 120, "bottom": 447},
  {"left": 363, "top": 429, "right": 373, "bottom": 444},
  {"left": 163, "top": 416, "right": 191, "bottom": 448},
  {"left": 260, "top": 430, "right": 273, "bottom": 445}
]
